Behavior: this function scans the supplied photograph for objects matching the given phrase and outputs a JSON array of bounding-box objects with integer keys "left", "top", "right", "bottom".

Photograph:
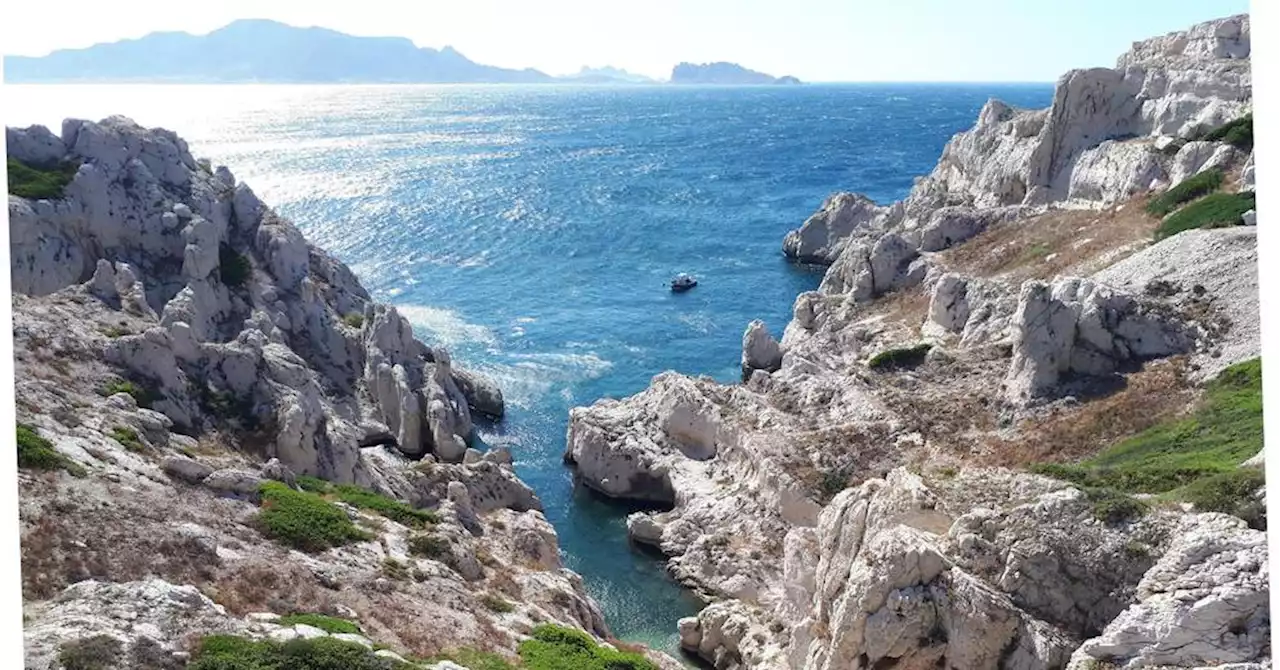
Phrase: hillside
[
  {"left": 565, "top": 14, "right": 1266, "bottom": 670},
  {"left": 7, "top": 117, "right": 682, "bottom": 669}
]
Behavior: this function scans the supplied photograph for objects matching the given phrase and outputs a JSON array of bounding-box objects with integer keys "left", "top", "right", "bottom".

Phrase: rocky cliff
[
  {"left": 566, "top": 14, "right": 1267, "bottom": 670},
  {"left": 8, "top": 117, "right": 678, "bottom": 668}
]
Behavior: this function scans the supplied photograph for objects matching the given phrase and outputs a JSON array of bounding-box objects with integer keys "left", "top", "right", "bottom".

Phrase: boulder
[
  {"left": 741, "top": 320, "right": 783, "bottom": 380},
  {"left": 161, "top": 456, "right": 214, "bottom": 484},
  {"left": 201, "top": 469, "right": 266, "bottom": 501},
  {"left": 782, "top": 192, "right": 888, "bottom": 265}
]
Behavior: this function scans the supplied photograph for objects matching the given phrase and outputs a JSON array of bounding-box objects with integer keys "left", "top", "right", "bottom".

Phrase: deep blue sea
[{"left": 6, "top": 82, "right": 1054, "bottom": 655}]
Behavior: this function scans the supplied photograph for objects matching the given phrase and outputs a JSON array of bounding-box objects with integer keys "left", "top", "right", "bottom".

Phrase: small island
[{"left": 669, "top": 61, "right": 802, "bottom": 85}]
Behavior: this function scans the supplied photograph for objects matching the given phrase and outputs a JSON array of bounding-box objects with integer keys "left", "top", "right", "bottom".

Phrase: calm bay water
[{"left": 5, "top": 82, "right": 1053, "bottom": 653}]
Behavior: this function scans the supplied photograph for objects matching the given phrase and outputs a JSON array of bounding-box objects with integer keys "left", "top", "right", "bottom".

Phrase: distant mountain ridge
[
  {"left": 3, "top": 19, "right": 554, "bottom": 83},
  {"left": 670, "top": 62, "right": 801, "bottom": 85},
  {"left": 4, "top": 20, "right": 804, "bottom": 86},
  {"left": 563, "top": 66, "right": 657, "bottom": 84}
]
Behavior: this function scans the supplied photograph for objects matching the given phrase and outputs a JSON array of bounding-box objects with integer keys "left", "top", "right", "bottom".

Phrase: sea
[{"left": 4, "top": 82, "right": 1054, "bottom": 656}]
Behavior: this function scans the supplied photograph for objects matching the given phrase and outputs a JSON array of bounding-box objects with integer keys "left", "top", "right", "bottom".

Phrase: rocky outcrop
[
  {"left": 1004, "top": 277, "right": 1192, "bottom": 405},
  {"left": 741, "top": 320, "right": 783, "bottom": 380},
  {"left": 1067, "top": 514, "right": 1269, "bottom": 669},
  {"left": 8, "top": 116, "right": 502, "bottom": 476},
  {"left": 782, "top": 193, "right": 890, "bottom": 265}
]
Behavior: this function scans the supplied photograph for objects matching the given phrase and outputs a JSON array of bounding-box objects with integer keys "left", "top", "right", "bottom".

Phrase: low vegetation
[
  {"left": 1155, "top": 191, "right": 1255, "bottom": 240},
  {"left": 189, "top": 635, "right": 408, "bottom": 670},
  {"left": 255, "top": 481, "right": 372, "bottom": 552},
  {"left": 430, "top": 649, "right": 517, "bottom": 670},
  {"left": 343, "top": 313, "right": 365, "bottom": 329},
  {"left": 296, "top": 476, "right": 440, "bottom": 528},
  {"left": 1032, "top": 358, "right": 1264, "bottom": 528},
  {"left": 17, "top": 424, "right": 85, "bottom": 477},
  {"left": 516, "top": 624, "right": 659, "bottom": 670},
  {"left": 218, "top": 243, "right": 252, "bottom": 288},
  {"left": 277, "top": 613, "right": 362, "bottom": 635},
  {"left": 1201, "top": 114, "right": 1253, "bottom": 152},
  {"left": 1145, "top": 169, "right": 1224, "bottom": 218},
  {"left": 408, "top": 533, "right": 451, "bottom": 559},
  {"left": 8, "top": 157, "right": 78, "bottom": 200},
  {"left": 481, "top": 593, "right": 516, "bottom": 613},
  {"left": 98, "top": 379, "right": 155, "bottom": 408},
  {"left": 110, "top": 426, "right": 145, "bottom": 453},
  {"left": 867, "top": 343, "right": 932, "bottom": 371},
  {"left": 57, "top": 634, "right": 122, "bottom": 670}
]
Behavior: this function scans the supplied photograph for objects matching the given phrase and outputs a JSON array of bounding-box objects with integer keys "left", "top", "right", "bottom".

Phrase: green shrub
[
  {"left": 297, "top": 475, "right": 334, "bottom": 493},
  {"left": 382, "top": 557, "right": 410, "bottom": 581},
  {"left": 430, "top": 649, "right": 517, "bottom": 670},
  {"left": 8, "top": 157, "right": 78, "bottom": 200},
  {"left": 868, "top": 343, "right": 932, "bottom": 371},
  {"left": 256, "top": 481, "right": 371, "bottom": 553},
  {"left": 517, "top": 624, "right": 659, "bottom": 670},
  {"left": 110, "top": 426, "right": 145, "bottom": 453},
  {"left": 188, "top": 634, "right": 406, "bottom": 670},
  {"left": 1155, "top": 191, "right": 1254, "bottom": 240},
  {"left": 16, "top": 424, "right": 85, "bottom": 476},
  {"left": 1202, "top": 114, "right": 1253, "bottom": 152},
  {"left": 481, "top": 593, "right": 515, "bottom": 613},
  {"left": 288, "top": 476, "right": 438, "bottom": 527},
  {"left": 218, "top": 244, "right": 252, "bottom": 288},
  {"left": 1145, "top": 169, "right": 1224, "bottom": 218},
  {"left": 343, "top": 313, "right": 365, "bottom": 329},
  {"left": 333, "top": 484, "right": 440, "bottom": 527},
  {"left": 1181, "top": 468, "right": 1266, "bottom": 530},
  {"left": 98, "top": 379, "right": 156, "bottom": 408},
  {"left": 1085, "top": 488, "right": 1149, "bottom": 525},
  {"left": 277, "top": 613, "right": 362, "bottom": 635},
  {"left": 57, "top": 634, "right": 122, "bottom": 670},
  {"left": 408, "top": 533, "right": 451, "bottom": 559}
]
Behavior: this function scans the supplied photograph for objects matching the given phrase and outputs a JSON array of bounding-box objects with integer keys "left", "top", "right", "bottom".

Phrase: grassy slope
[{"left": 1032, "top": 358, "right": 1264, "bottom": 527}]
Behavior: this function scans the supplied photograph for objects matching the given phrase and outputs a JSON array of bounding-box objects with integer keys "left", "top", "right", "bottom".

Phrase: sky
[{"left": 0, "top": 0, "right": 1252, "bottom": 82}]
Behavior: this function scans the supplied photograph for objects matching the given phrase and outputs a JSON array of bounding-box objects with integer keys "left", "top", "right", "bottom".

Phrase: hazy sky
[{"left": 1, "top": 0, "right": 1251, "bottom": 82}]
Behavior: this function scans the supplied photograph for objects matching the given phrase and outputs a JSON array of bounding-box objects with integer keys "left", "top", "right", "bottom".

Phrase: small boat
[{"left": 670, "top": 273, "right": 698, "bottom": 292}]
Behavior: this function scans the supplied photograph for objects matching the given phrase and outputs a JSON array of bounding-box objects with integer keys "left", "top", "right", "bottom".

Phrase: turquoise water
[{"left": 6, "top": 83, "right": 1054, "bottom": 653}]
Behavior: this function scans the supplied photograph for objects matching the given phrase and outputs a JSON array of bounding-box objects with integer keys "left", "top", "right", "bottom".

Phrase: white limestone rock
[
  {"left": 23, "top": 579, "right": 248, "bottom": 670},
  {"left": 741, "top": 320, "right": 783, "bottom": 380},
  {"left": 1067, "top": 514, "right": 1269, "bottom": 669},
  {"left": 782, "top": 192, "right": 889, "bottom": 265},
  {"left": 1004, "top": 277, "right": 1191, "bottom": 404},
  {"left": 6, "top": 124, "right": 67, "bottom": 167}
]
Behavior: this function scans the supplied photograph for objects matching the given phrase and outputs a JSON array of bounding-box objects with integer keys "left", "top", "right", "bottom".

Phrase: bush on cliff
[
  {"left": 293, "top": 476, "right": 439, "bottom": 528},
  {"left": 517, "top": 624, "right": 659, "bottom": 670},
  {"left": 1145, "top": 169, "right": 1224, "bottom": 218},
  {"left": 7, "top": 157, "right": 78, "bottom": 200},
  {"left": 1202, "top": 114, "right": 1253, "bottom": 152},
  {"left": 867, "top": 343, "right": 932, "bottom": 371},
  {"left": 218, "top": 243, "right": 252, "bottom": 288},
  {"left": 17, "top": 424, "right": 85, "bottom": 477},
  {"left": 1155, "top": 191, "right": 1255, "bottom": 240},
  {"left": 1031, "top": 358, "right": 1264, "bottom": 527},
  {"left": 189, "top": 635, "right": 409, "bottom": 670},
  {"left": 255, "top": 481, "right": 372, "bottom": 552}
]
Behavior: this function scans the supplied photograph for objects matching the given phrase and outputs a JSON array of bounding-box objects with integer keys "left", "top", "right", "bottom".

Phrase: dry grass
[
  {"left": 20, "top": 491, "right": 222, "bottom": 600},
  {"left": 939, "top": 199, "right": 1158, "bottom": 282},
  {"left": 981, "top": 358, "right": 1195, "bottom": 468}
]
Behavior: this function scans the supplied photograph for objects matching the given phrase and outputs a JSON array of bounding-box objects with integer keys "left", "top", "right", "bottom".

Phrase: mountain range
[{"left": 3, "top": 19, "right": 796, "bottom": 85}]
